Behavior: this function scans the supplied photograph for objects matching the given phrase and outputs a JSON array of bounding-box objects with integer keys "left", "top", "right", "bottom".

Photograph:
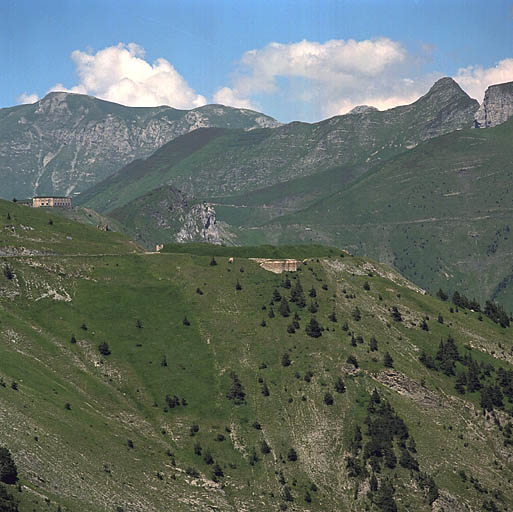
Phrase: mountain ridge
[
  {"left": 80, "top": 76, "right": 479, "bottom": 215},
  {"left": 0, "top": 92, "right": 280, "bottom": 200}
]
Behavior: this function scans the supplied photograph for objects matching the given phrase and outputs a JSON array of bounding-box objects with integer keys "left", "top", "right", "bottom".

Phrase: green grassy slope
[
  {"left": 161, "top": 242, "right": 341, "bottom": 259},
  {"left": 77, "top": 128, "right": 230, "bottom": 213},
  {"left": 1, "top": 204, "right": 513, "bottom": 511},
  {"left": 81, "top": 78, "right": 478, "bottom": 215},
  {"left": 246, "top": 117, "right": 513, "bottom": 311},
  {"left": 0, "top": 199, "right": 141, "bottom": 256}
]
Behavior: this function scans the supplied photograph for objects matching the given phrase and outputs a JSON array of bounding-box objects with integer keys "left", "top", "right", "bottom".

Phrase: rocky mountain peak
[
  {"left": 474, "top": 81, "right": 513, "bottom": 128},
  {"left": 0, "top": 94, "right": 280, "bottom": 200},
  {"left": 421, "top": 77, "right": 473, "bottom": 103},
  {"left": 348, "top": 105, "right": 379, "bottom": 115}
]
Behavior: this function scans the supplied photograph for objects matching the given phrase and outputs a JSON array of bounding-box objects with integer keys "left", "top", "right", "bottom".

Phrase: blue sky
[{"left": 2, "top": 0, "right": 513, "bottom": 122}]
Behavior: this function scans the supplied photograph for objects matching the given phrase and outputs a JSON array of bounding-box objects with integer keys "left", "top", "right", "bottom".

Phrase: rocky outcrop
[
  {"left": 475, "top": 81, "right": 513, "bottom": 128},
  {"left": 0, "top": 93, "right": 280, "bottom": 200},
  {"left": 176, "top": 203, "right": 221, "bottom": 244},
  {"left": 408, "top": 77, "right": 479, "bottom": 141},
  {"left": 348, "top": 105, "right": 378, "bottom": 115},
  {"left": 250, "top": 259, "right": 300, "bottom": 273},
  {"left": 108, "top": 185, "right": 222, "bottom": 249}
]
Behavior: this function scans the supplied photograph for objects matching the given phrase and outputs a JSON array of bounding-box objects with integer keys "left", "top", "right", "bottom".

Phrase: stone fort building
[{"left": 31, "top": 197, "right": 72, "bottom": 208}]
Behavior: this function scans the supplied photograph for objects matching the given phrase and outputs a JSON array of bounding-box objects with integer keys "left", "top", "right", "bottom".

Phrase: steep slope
[
  {"left": 475, "top": 80, "right": 513, "bottom": 128},
  {"left": 256, "top": 115, "right": 513, "bottom": 310},
  {"left": 108, "top": 185, "right": 222, "bottom": 249},
  {"left": 2, "top": 202, "right": 513, "bottom": 511},
  {"left": 0, "top": 93, "right": 279, "bottom": 200},
  {"left": 80, "top": 77, "right": 479, "bottom": 214}
]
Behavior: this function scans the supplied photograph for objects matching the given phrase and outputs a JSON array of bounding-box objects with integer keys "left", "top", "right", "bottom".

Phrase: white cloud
[
  {"left": 213, "top": 87, "right": 256, "bottom": 110},
  {"left": 48, "top": 42, "right": 206, "bottom": 109},
  {"left": 17, "top": 92, "right": 39, "bottom": 104},
  {"left": 213, "top": 38, "right": 513, "bottom": 120},
  {"left": 454, "top": 58, "right": 513, "bottom": 102},
  {"left": 213, "top": 38, "right": 426, "bottom": 118}
]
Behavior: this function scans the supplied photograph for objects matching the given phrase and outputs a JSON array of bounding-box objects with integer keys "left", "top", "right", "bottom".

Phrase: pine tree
[
  {"left": 287, "top": 447, "right": 298, "bottom": 462},
  {"left": 335, "top": 377, "right": 346, "bottom": 393},
  {"left": 436, "top": 288, "right": 448, "bottom": 301},
  {"left": 0, "top": 447, "right": 17, "bottom": 484},
  {"left": 3, "top": 265, "right": 14, "bottom": 280},
  {"left": 226, "top": 372, "right": 246, "bottom": 404},
  {"left": 305, "top": 317, "right": 322, "bottom": 338},
  {"left": 369, "top": 336, "right": 378, "bottom": 352},
  {"left": 455, "top": 372, "right": 467, "bottom": 394},
  {"left": 390, "top": 306, "right": 402, "bottom": 322},
  {"left": 323, "top": 392, "right": 334, "bottom": 405},
  {"left": 374, "top": 479, "right": 397, "bottom": 512},
  {"left": 98, "top": 342, "right": 111, "bottom": 356},
  {"left": 383, "top": 352, "right": 394, "bottom": 368},
  {"left": 278, "top": 297, "right": 290, "bottom": 317}
]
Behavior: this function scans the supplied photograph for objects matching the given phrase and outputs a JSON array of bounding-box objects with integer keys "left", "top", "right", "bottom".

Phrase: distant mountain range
[
  {"left": 4, "top": 77, "right": 513, "bottom": 309},
  {"left": 0, "top": 92, "right": 280, "bottom": 200},
  {"left": 78, "top": 77, "right": 479, "bottom": 214}
]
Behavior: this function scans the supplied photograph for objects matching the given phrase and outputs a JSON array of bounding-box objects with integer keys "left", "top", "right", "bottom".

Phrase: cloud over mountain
[
  {"left": 212, "top": 38, "right": 431, "bottom": 118},
  {"left": 455, "top": 58, "right": 513, "bottom": 102},
  {"left": 17, "top": 40, "right": 513, "bottom": 121},
  {"left": 49, "top": 43, "right": 207, "bottom": 109}
]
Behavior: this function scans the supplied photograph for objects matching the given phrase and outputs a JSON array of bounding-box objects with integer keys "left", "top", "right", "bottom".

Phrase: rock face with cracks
[{"left": 475, "top": 81, "right": 513, "bottom": 128}]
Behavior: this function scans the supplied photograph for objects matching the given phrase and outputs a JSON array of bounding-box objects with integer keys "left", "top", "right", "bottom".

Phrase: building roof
[{"left": 33, "top": 196, "right": 71, "bottom": 199}]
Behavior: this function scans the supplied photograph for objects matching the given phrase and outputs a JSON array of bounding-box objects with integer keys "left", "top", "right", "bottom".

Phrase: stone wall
[{"left": 250, "top": 258, "right": 300, "bottom": 273}]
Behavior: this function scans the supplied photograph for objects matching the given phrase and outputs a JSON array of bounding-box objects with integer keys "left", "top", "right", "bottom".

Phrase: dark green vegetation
[
  {"left": 1, "top": 201, "right": 513, "bottom": 511},
  {"left": 0, "top": 92, "right": 278, "bottom": 199}
]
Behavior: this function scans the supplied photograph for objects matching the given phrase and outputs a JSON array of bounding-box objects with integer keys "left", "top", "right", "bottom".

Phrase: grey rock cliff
[
  {"left": 475, "top": 81, "right": 513, "bottom": 128},
  {"left": 107, "top": 185, "right": 222, "bottom": 249}
]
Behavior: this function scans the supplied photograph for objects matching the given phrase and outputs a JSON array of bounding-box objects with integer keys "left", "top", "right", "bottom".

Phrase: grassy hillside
[
  {"left": 161, "top": 243, "right": 341, "bottom": 259},
  {"left": 238, "top": 116, "right": 513, "bottom": 311},
  {"left": 1, "top": 203, "right": 513, "bottom": 511},
  {"left": 0, "top": 199, "right": 141, "bottom": 256},
  {"left": 80, "top": 78, "right": 478, "bottom": 215}
]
